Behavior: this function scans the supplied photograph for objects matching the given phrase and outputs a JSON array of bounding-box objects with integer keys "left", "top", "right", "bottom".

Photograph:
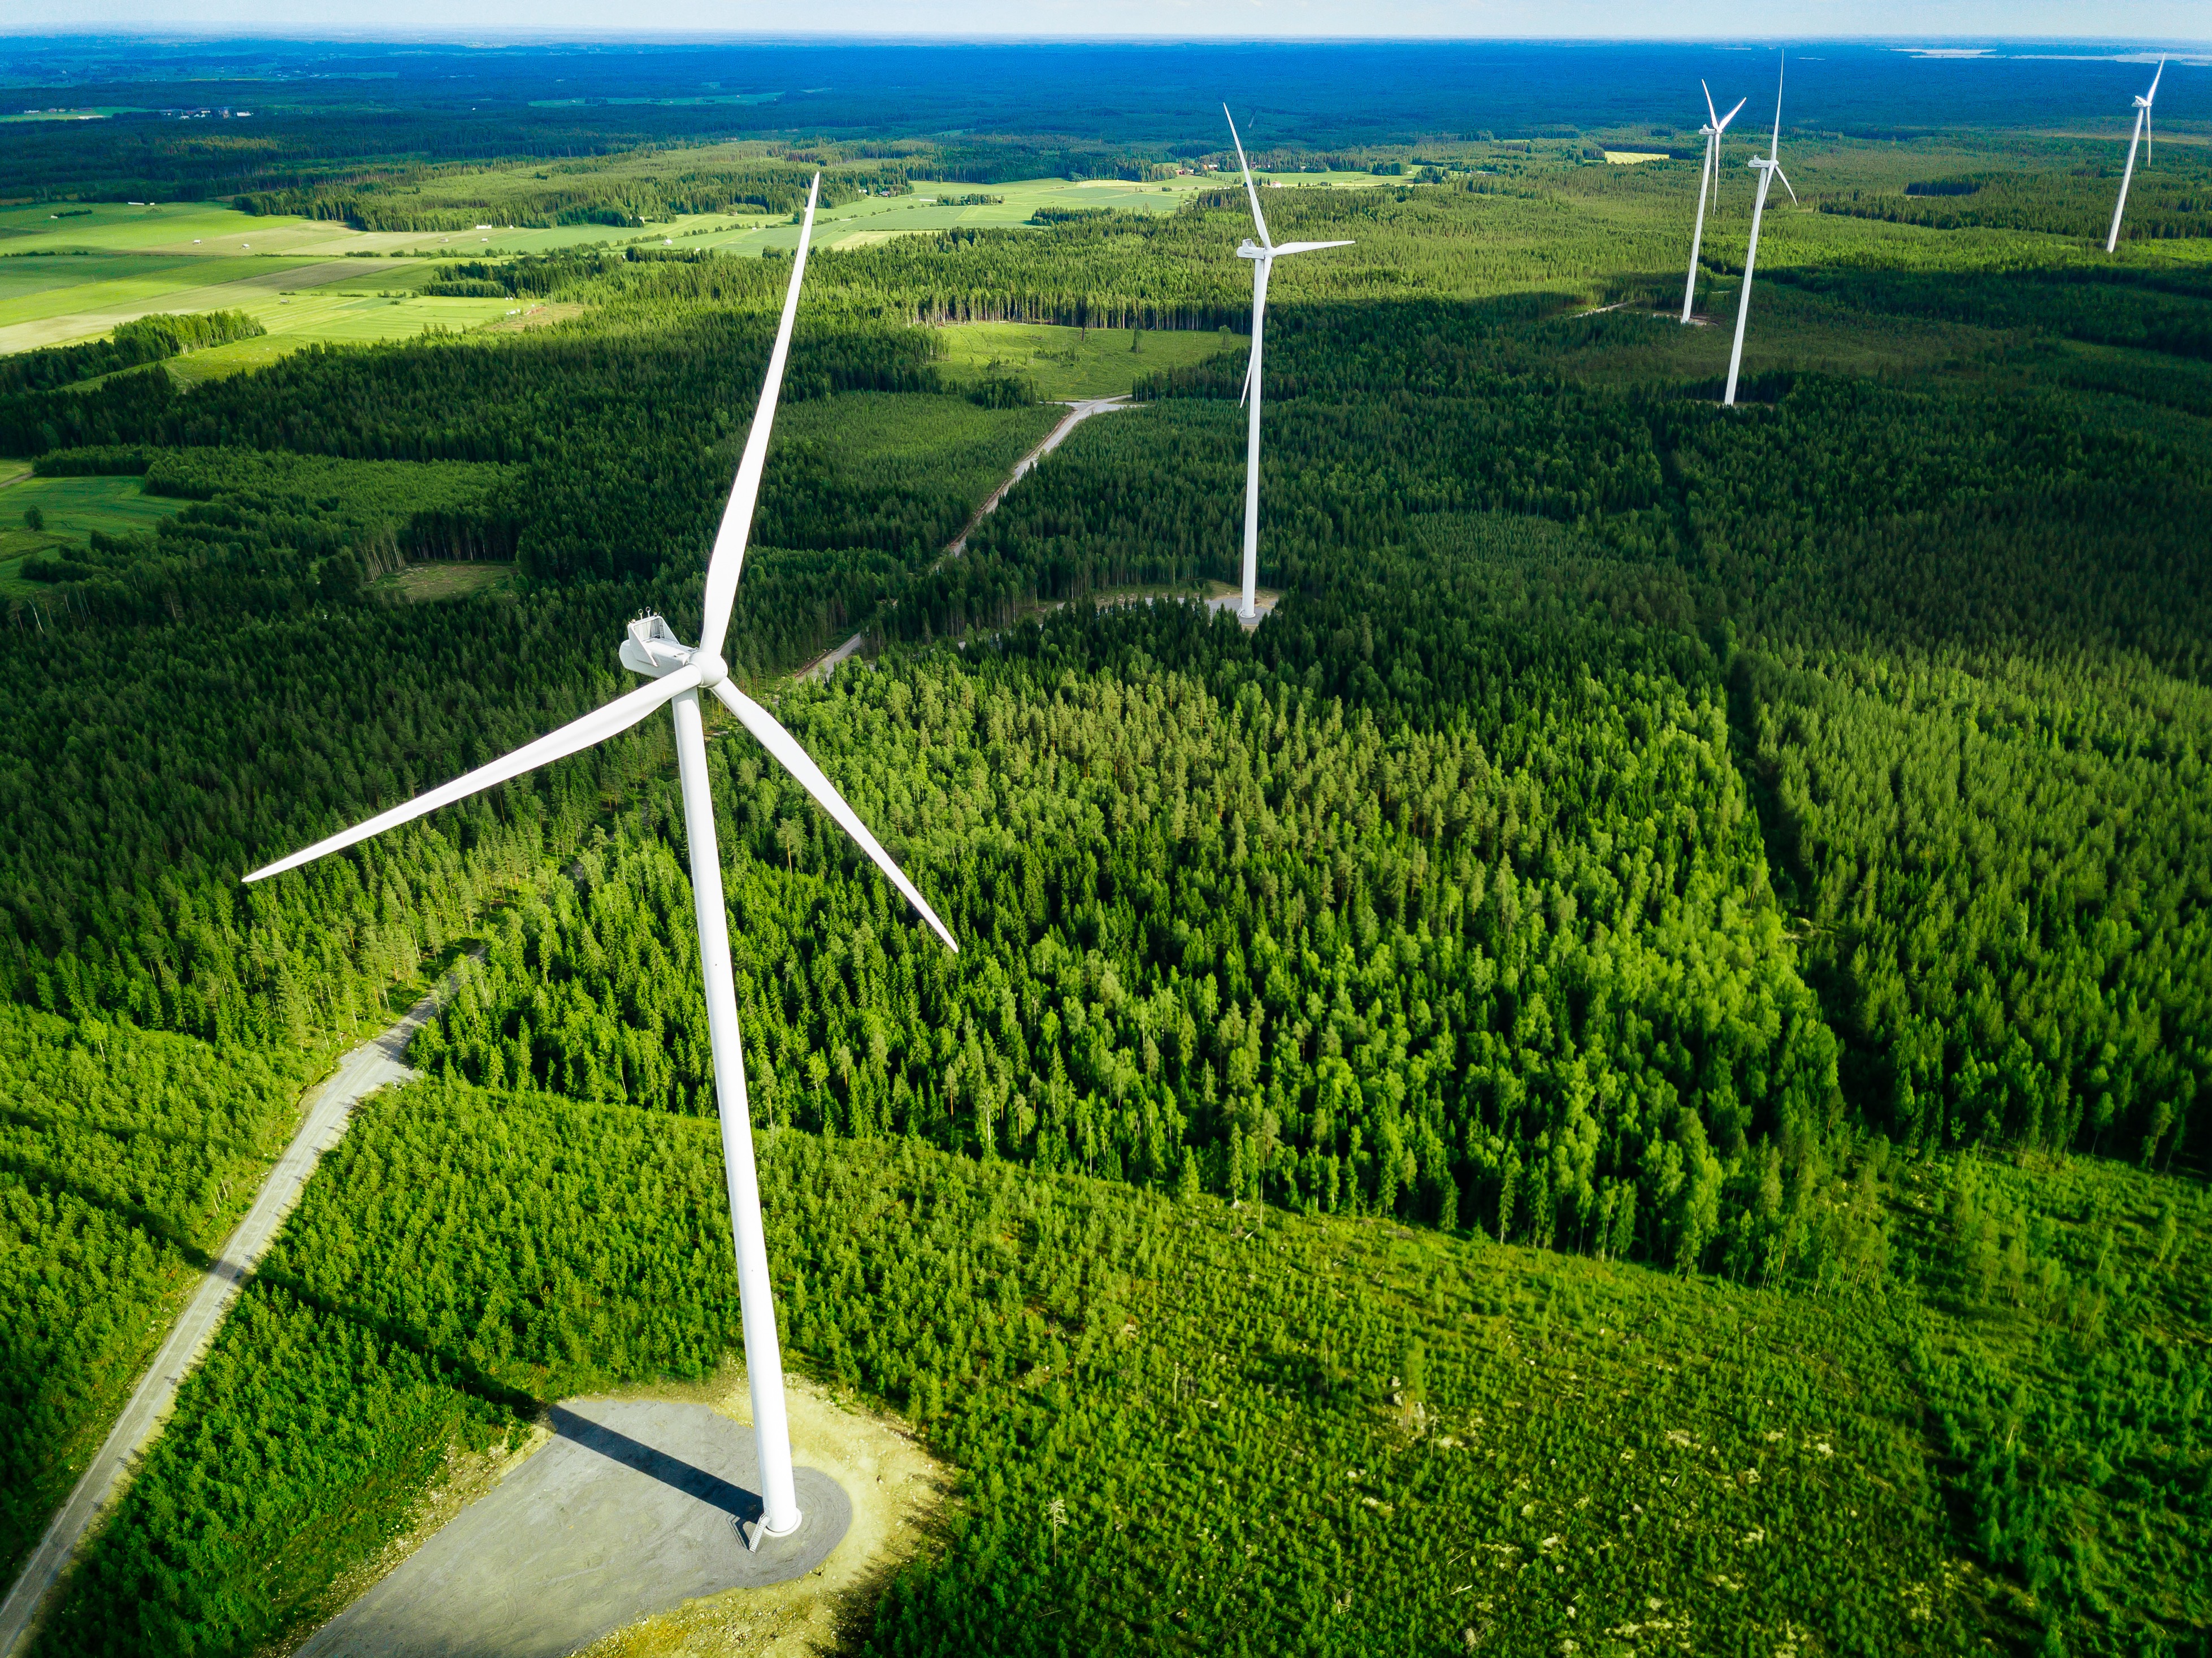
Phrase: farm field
[
  {"left": 0, "top": 251, "right": 518, "bottom": 357},
  {"left": 0, "top": 198, "right": 717, "bottom": 260}
]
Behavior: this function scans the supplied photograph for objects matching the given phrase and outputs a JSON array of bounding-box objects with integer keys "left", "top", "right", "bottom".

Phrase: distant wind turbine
[
  {"left": 1683, "top": 81, "right": 1749, "bottom": 324},
  {"left": 2105, "top": 58, "right": 2167, "bottom": 253},
  {"left": 245, "top": 176, "right": 955, "bottom": 1548},
  {"left": 1724, "top": 54, "right": 1798, "bottom": 408},
  {"left": 1224, "top": 105, "right": 1351, "bottom": 626}
]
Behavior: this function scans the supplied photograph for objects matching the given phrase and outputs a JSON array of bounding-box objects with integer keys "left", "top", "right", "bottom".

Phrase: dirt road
[
  {"left": 0, "top": 970, "right": 469, "bottom": 1657},
  {"left": 796, "top": 394, "right": 1135, "bottom": 682}
]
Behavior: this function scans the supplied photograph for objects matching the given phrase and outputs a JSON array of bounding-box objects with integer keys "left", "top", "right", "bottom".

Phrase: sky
[{"left": 4, "top": 2, "right": 2205, "bottom": 42}]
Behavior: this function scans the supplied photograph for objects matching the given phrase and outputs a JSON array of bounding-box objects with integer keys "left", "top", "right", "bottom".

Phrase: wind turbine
[
  {"left": 2106, "top": 58, "right": 2167, "bottom": 253},
  {"left": 244, "top": 176, "right": 955, "bottom": 1548},
  {"left": 1683, "top": 81, "right": 1749, "bottom": 324},
  {"left": 1224, "top": 105, "right": 1351, "bottom": 626},
  {"left": 1724, "top": 54, "right": 1798, "bottom": 408}
]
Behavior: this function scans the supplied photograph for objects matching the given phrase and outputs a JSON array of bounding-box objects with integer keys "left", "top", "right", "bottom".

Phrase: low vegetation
[{"left": 31, "top": 1078, "right": 2205, "bottom": 1656}]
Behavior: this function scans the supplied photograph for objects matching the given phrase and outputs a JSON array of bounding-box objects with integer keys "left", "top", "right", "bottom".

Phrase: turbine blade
[
  {"left": 1702, "top": 79, "right": 1720, "bottom": 128},
  {"left": 1269, "top": 239, "right": 1356, "bottom": 256},
  {"left": 1223, "top": 103, "right": 1273, "bottom": 249},
  {"left": 1238, "top": 349, "right": 1254, "bottom": 409},
  {"left": 248, "top": 670, "right": 696, "bottom": 883},
  {"left": 709, "top": 679, "right": 957, "bottom": 953},
  {"left": 1776, "top": 167, "right": 1798, "bottom": 206},
  {"left": 2149, "top": 57, "right": 2165, "bottom": 101},
  {"left": 696, "top": 174, "right": 821, "bottom": 667},
  {"left": 1720, "top": 97, "right": 1747, "bottom": 132},
  {"left": 1772, "top": 52, "right": 1785, "bottom": 157}
]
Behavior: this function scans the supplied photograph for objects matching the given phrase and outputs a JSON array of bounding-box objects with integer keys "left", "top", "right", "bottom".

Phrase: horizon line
[{"left": 2, "top": 28, "right": 2207, "bottom": 47}]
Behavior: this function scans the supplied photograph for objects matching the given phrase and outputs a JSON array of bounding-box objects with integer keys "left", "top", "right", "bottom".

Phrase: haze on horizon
[{"left": 3, "top": 1, "right": 2205, "bottom": 44}]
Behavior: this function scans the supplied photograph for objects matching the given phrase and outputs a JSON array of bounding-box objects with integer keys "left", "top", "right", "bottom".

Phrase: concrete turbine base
[{"left": 299, "top": 1397, "right": 853, "bottom": 1658}]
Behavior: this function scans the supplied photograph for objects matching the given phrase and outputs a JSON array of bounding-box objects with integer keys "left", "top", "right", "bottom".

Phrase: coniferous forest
[{"left": 0, "top": 35, "right": 2206, "bottom": 1658}]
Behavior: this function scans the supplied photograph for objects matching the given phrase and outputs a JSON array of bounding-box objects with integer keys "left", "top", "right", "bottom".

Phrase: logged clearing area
[
  {"left": 935, "top": 320, "right": 1233, "bottom": 400},
  {"left": 380, "top": 562, "right": 516, "bottom": 602}
]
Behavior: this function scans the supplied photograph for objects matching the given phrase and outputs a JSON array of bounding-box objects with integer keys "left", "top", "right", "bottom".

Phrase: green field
[
  {"left": 0, "top": 173, "right": 1363, "bottom": 359},
  {"left": 376, "top": 562, "right": 517, "bottom": 602},
  {"left": 0, "top": 474, "right": 183, "bottom": 592},
  {"left": 0, "top": 251, "right": 529, "bottom": 361},
  {"left": 935, "top": 320, "right": 1235, "bottom": 400},
  {"left": 0, "top": 198, "right": 698, "bottom": 261}
]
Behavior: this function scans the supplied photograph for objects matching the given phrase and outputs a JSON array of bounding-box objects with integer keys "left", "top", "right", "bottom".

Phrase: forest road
[
  {"left": 796, "top": 394, "right": 1135, "bottom": 682},
  {"left": 0, "top": 965, "right": 473, "bottom": 1658}
]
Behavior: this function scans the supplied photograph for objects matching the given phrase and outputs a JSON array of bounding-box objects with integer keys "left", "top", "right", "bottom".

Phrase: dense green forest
[
  {"left": 2, "top": 75, "right": 2208, "bottom": 1658},
  {"left": 0, "top": 1008, "right": 310, "bottom": 1579}
]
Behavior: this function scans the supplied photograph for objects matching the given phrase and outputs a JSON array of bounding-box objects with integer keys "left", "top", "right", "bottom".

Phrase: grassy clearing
[
  {"left": 2, "top": 473, "right": 180, "bottom": 541},
  {"left": 935, "top": 320, "right": 1233, "bottom": 400},
  {"left": 1533, "top": 284, "right": 2011, "bottom": 387},
  {"left": 769, "top": 390, "right": 1064, "bottom": 523},
  {"left": 378, "top": 562, "right": 515, "bottom": 602},
  {"left": 0, "top": 474, "right": 185, "bottom": 594}
]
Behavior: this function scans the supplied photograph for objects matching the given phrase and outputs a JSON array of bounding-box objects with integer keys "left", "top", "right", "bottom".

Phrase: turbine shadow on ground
[{"left": 546, "top": 1403, "right": 764, "bottom": 1526}]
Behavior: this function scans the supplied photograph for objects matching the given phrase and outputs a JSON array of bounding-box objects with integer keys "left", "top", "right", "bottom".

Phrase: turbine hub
[{"left": 696, "top": 653, "right": 728, "bottom": 688}]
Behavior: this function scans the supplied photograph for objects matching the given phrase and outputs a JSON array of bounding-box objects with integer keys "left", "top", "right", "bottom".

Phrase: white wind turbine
[
  {"left": 1682, "top": 81, "right": 1749, "bottom": 324},
  {"left": 2106, "top": 58, "right": 2167, "bottom": 253},
  {"left": 245, "top": 176, "right": 955, "bottom": 1547},
  {"left": 1224, "top": 105, "right": 1351, "bottom": 626},
  {"left": 1724, "top": 53, "right": 1798, "bottom": 408}
]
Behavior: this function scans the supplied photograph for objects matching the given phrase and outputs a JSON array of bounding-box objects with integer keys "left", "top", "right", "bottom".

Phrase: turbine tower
[
  {"left": 1724, "top": 54, "right": 1799, "bottom": 408},
  {"left": 2106, "top": 58, "right": 2167, "bottom": 253},
  {"left": 244, "top": 176, "right": 955, "bottom": 1547},
  {"left": 1682, "top": 81, "right": 1749, "bottom": 324},
  {"left": 1224, "top": 105, "right": 1351, "bottom": 626}
]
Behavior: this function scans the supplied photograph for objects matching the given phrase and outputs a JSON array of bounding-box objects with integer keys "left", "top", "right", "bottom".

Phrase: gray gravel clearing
[{"left": 298, "top": 1397, "right": 851, "bottom": 1658}]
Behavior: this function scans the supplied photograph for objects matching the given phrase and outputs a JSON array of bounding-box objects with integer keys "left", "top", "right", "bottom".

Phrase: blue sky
[{"left": 6, "top": 3, "right": 2205, "bottom": 41}]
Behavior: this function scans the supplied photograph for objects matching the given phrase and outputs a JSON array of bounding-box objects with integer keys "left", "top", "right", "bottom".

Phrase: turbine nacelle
[
  {"left": 1237, "top": 238, "right": 1269, "bottom": 261},
  {"left": 619, "top": 613, "right": 721, "bottom": 683}
]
